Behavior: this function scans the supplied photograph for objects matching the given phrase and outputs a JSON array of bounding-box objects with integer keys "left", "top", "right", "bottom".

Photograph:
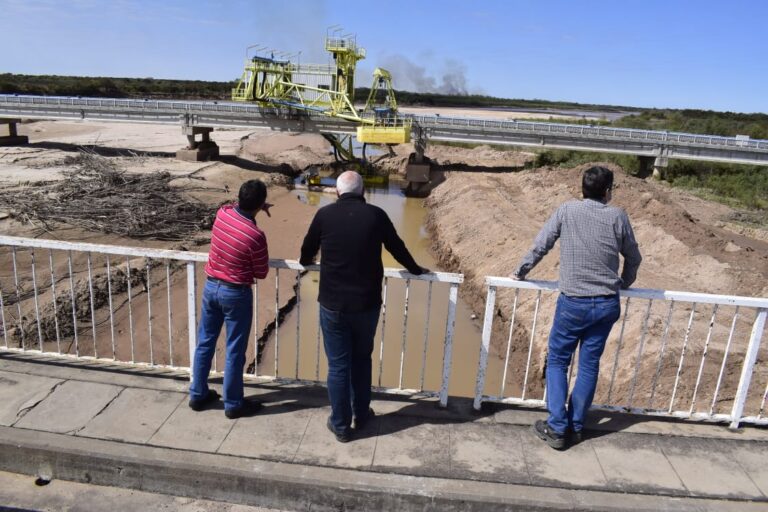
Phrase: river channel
[{"left": 258, "top": 177, "right": 488, "bottom": 398}]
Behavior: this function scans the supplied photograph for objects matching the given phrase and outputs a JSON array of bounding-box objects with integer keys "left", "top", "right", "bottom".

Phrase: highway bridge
[{"left": 1, "top": 94, "right": 767, "bottom": 169}]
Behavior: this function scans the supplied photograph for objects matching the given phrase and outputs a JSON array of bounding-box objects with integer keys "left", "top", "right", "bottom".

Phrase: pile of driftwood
[{"left": 0, "top": 152, "right": 216, "bottom": 240}]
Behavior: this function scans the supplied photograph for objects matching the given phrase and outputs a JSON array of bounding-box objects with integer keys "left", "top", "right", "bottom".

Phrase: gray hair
[{"left": 336, "top": 171, "right": 364, "bottom": 195}]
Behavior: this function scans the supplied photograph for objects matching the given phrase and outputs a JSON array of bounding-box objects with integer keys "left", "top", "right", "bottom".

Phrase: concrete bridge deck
[
  {"left": 1, "top": 351, "right": 767, "bottom": 511},
  {"left": 2, "top": 94, "right": 768, "bottom": 167}
]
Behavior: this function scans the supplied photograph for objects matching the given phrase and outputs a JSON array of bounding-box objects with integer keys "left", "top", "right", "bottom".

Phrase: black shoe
[
  {"left": 353, "top": 408, "right": 375, "bottom": 430},
  {"left": 532, "top": 420, "right": 566, "bottom": 450},
  {"left": 570, "top": 429, "right": 583, "bottom": 445},
  {"left": 188, "top": 389, "right": 220, "bottom": 411},
  {"left": 327, "top": 417, "right": 352, "bottom": 443},
  {"left": 224, "top": 399, "right": 263, "bottom": 420}
]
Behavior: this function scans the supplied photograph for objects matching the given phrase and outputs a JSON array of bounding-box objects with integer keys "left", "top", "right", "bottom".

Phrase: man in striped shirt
[{"left": 189, "top": 180, "right": 272, "bottom": 419}]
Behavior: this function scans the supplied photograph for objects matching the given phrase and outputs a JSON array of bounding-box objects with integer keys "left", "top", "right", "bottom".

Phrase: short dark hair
[
  {"left": 238, "top": 180, "right": 267, "bottom": 211},
  {"left": 582, "top": 166, "right": 614, "bottom": 200}
]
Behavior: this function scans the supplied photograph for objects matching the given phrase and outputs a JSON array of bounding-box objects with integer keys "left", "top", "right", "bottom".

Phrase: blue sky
[{"left": 2, "top": 0, "right": 766, "bottom": 113}]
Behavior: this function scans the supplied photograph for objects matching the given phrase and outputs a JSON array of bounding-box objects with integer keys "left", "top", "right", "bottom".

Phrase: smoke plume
[{"left": 379, "top": 54, "right": 469, "bottom": 95}]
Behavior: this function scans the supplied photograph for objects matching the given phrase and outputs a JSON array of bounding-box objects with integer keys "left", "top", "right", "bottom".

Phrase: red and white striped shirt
[{"left": 205, "top": 204, "right": 269, "bottom": 284}]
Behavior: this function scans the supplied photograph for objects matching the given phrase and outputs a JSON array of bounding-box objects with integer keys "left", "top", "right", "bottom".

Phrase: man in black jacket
[{"left": 300, "top": 171, "right": 427, "bottom": 442}]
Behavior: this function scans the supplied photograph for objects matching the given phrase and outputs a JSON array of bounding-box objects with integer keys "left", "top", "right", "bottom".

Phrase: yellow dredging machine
[{"left": 231, "top": 29, "right": 412, "bottom": 184}]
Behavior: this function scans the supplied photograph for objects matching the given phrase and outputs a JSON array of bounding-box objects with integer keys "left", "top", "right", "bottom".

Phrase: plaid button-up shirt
[{"left": 515, "top": 199, "right": 642, "bottom": 296}]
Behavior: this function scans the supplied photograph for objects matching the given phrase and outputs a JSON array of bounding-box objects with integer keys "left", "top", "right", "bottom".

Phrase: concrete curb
[{"left": 0, "top": 426, "right": 764, "bottom": 512}]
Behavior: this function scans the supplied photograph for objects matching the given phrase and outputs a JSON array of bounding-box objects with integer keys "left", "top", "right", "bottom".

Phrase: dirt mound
[
  {"left": 376, "top": 142, "right": 534, "bottom": 176},
  {"left": 238, "top": 132, "right": 333, "bottom": 171},
  {"left": 424, "top": 156, "right": 768, "bottom": 409}
]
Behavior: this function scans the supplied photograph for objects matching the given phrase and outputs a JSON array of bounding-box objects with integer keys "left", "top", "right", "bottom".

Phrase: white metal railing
[
  {"left": 0, "top": 236, "right": 462, "bottom": 406},
  {"left": 406, "top": 114, "right": 768, "bottom": 152},
  {"left": 474, "top": 277, "right": 768, "bottom": 429},
  {"left": 3, "top": 234, "right": 767, "bottom": 427}
]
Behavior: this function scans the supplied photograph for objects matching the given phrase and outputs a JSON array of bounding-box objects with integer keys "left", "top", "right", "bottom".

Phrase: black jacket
[{"left": 299, "top": 193, "right": 423, "bottom": 312}]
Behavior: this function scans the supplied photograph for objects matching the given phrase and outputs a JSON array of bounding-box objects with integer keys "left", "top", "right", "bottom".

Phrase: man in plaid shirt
[{"left": 512, "top": 166, "right": 642, "bottom": 449}]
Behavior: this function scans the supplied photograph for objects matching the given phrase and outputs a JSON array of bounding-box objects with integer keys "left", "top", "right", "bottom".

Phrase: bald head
[{"left": 336, "top": 171, "right": 364, "bottom": 196}]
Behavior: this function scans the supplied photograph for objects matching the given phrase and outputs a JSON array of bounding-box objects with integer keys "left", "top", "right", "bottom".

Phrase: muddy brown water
[{"left": 258, "top": 179, "right": 488, "bottom": 397}]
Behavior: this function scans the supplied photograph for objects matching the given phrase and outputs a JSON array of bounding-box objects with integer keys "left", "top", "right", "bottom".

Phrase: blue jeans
[
  {"left": 190, "top": 280, "right": 253, "bottom": 411},
  {"left": 320, "top": 304, "right": 380, "bottom": 434},
  {"left": 546, "top": 293, "right": 621, "bottom": 435}
]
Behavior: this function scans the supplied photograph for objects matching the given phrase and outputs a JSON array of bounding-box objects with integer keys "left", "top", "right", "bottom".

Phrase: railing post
[
  {"left": 729, "top": 308, "right": 767, "bottom": 429},
  {"left": 438, "top": 282, "right": 458, "bottom": 407},
  {"left": 186, "top": 262, "right": 197, "bottom": 382},
  {"left": 473, "top": 284, "right": 497, "bottom": 410}
]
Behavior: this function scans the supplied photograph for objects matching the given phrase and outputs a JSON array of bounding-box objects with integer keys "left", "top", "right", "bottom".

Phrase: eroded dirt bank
[{"left": 423, "top": 155, "right": 768, "bottom": 410}]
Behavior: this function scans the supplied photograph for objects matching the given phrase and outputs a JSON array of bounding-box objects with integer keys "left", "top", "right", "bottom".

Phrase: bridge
[
  {"left": 2, "top": 94, "right": 768, "bottom": 174},
  {"left": 0, "top": 235, "right": 766, "bottom": 510}
]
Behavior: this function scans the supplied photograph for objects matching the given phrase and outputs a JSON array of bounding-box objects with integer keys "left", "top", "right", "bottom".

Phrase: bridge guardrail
[
  {"left": 3, "top": 95, "right": 767, "bottom": 154},
  {"left": 474, "top": 276, "right": 768, "bottom": 429},
  {"left": 1, "top": 235, "right": 766, "bottom": 428},
  {"left": 0, "top": 235, "right": 462, "bottom": 407},
  {"left": 405, "top": 114, "right": 768, "bottom": 152}
]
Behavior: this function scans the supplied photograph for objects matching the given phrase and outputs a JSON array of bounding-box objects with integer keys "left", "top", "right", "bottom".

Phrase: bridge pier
[
  {"left": 404, "top": 126, "right": 432, "bottom": 196},
  {"left": 176, "top": 126, "right": 219, "bottom": 162},
  {"left": 0, "top": 118, "right": 29, "bottom": 146},
  {"left": 652, "top": 156, "right": 668, "bottom": 180},
  {"left": 638, "top": 155, "right": 669, "bottom": 179}
]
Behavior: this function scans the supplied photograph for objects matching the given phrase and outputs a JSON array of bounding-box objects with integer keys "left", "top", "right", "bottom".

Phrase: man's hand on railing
[{"left": 508, "top": 272, "right": 524, "bottom": 281}]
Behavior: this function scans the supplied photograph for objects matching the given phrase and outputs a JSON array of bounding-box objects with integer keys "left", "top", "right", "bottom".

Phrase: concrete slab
[
  {"left": 522, "top": 426, "right": 608, "bottom": 489},
  {"left": 14, "top": 380, "right": 122, "bottom": 434},
  {"left": 0, "top": 352, "right": 191, "bottom": 393},
  {"left": 660, "top": 437, "right": 762, "bottom": 499},
  {"left": 149, "top": 395, "right": 234, "bottom": 452},
  {"left": 589, "top": 432, "right": 686, "bottom": 495},
  {"left": 218, "top": 402, "right": 314, "bottom": 461},
  {"left": 0, "top": 371, "right": 62, "bottom": 426},
  {"left": 6, "top": 425, "right": 761, "bottom": 512},
  {"left": 371, "top": 415, "right": 451, "bottom": 477},
  {"left": 293, "top": 407, "right": 376, "bottom": 469},
  {"left": 78, "top": 388, "right": 185, "bottom": 444},
  {"left": 177, "top": 146, "right": 219, "bottom": 162},
  {"left": 450, "top": 422, "right": 530, "bottom": 484},
  {"left": 722, "top": 444, "right": 768, "bottom": 498}
]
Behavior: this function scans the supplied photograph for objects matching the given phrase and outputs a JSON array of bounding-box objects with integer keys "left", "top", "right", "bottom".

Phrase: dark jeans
[
  {"left": 319, "top": 304, "right": 381, "bottom": 434},
  {"left": 190, "top": 279, "right": 253, "bottom": 411},
  {"left": 546, "top": 293, "right": 621, "bottom": 435}
]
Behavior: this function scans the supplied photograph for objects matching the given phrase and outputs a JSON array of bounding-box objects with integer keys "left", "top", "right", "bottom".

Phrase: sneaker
[
  {"left": 224, "top": 399, "right": 263, "bottom": 420},
  {"left": 570, "top": 429, "right": 583, "bottom": 445},
  {"left": 532, "top": 419, "right": 566, "bottom": 450},
  {"left": 327, "top": 417, "right": 352, "bottom": 443},
  {"left": 353, "top": 408, "right": 375, "bottom": 430},
  {"left": 188, "top": 389, "right": 220, "bottom": 411}
]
